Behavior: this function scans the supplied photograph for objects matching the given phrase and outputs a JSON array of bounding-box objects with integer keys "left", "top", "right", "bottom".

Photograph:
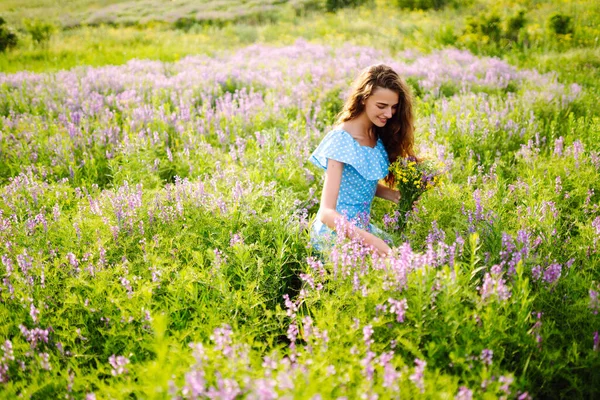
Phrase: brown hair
[{"left": 336, "top": 64, "right": 416, "bottom": 186}]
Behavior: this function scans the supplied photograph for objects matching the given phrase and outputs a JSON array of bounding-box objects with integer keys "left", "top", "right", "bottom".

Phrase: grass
[{"left": 1, "top": 0, "right": 600, "bottom": 397}]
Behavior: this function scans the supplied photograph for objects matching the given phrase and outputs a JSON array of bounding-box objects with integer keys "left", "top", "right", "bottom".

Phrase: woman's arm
[
  {"left": 319, "top": 159, "right": 391, "bottom": 256},
  {"left": 375, "top": 182, "right": 400, "bottom": 204}
]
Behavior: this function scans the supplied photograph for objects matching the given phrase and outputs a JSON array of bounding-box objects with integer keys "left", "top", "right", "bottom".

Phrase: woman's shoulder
[
  {"left": 318, "top": 127, "right": 357, "bottom": 147},
  {"left": 309, "top": 127, "right": 389, "bottom": 180}
]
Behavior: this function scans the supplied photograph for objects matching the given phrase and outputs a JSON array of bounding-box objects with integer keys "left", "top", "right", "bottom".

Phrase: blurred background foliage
[{"left": 0, "top": 0, "right": 598, "bottom": 94}]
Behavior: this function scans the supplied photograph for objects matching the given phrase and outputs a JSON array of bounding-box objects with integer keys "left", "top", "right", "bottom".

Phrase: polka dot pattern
[{"left": 308, "top": 129, "right": 390, "bottom": 250}]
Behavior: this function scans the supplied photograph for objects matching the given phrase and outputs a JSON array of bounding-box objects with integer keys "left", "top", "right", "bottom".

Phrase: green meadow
[{"left": 0, "top": 0, "right": 599, "bottom": 398}]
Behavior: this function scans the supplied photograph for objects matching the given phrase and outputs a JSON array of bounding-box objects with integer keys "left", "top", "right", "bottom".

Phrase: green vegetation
[
  {"left": 0, "top": 17, "right": 17, "bottom": 52},
  {"left": 1, "top": 0, "right": 599, "bottom": 397},
  {"left": 1, "top": 0, "right": 598, "bottom": 94}
]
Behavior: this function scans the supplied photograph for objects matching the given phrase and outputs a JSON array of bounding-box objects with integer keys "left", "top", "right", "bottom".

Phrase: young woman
[{"left": 309, "top": 64, "right": 417, "bottom": 256}]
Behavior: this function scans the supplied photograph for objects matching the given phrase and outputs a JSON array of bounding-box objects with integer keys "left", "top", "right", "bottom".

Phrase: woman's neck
[{"left": 342, "top": 114, "right": 375, "bottom": 138}]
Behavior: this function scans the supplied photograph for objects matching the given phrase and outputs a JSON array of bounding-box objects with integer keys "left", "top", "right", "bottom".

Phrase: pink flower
[{"left": 108, "top": 355, "right": 130, "bottom": 376}]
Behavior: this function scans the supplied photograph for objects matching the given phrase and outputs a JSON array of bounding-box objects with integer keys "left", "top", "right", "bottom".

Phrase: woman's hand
[
  {"left": 352, "top": 228, "right": 392, "bottom": 257},
  {"left": 375, "top": 183, "right": 401, "bottom": 204}
]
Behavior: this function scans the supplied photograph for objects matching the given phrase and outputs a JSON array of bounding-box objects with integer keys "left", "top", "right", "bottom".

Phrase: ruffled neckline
[
  {"left": 309, "top": 128, "right": 390, "bottom": 181},
  {"left": 333, "top": 128, "right": 383, "bottom": 150}
]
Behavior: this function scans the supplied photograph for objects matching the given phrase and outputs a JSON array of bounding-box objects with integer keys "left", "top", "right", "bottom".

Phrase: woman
[{"left": 309, "top": 64, "right": 417, "bottom": 256}]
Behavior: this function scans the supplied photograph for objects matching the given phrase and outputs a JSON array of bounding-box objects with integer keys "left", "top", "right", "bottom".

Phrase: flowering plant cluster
[
  {"left": 0, "top": 24, "right": 598, "bottom": 398},
  {"left": 389, "top": 157, "right": 443, "bottom": 230}
]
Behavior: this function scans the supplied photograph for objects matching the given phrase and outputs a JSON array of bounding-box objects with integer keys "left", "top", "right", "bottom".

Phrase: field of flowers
[
  {"left": 1, "top": 34, "right": 600, "bottom": 399},
  {"left": 0, "top": 0, "right": 316, "bottom": 28}
]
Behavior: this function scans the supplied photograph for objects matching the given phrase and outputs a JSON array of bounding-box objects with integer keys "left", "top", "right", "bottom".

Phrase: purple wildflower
[
  {"left": 593, "top": 217, "right": 600, "bottom": 235},
  {"left": 455, "top": 386, "right": 473, "bottom": 400},
  {"left": 410, "top": 358, "right": 426, "bottom": 393},
  {"left": 480, "top": 266, "right": 511, "bottom": 303},
  {"left": 543, "top": 263, "right": 561, "bottom": 284},
  {"left": 363, "top": 325, "right": 374, "bottom": 348},
  {"left": 388, "top": 298, "right": 408, "bottom": 323},
  {"left": 39, "top": 352, "right": 51, "bottom": 370},
  {"left": 591, "top": 289, "right": 600, "bottom": 315},
  {"left": 480, "top": 349, "right": 493, "bottom": 366},
  {"left": 211, "top": 324, "right": 234, "bottom": 357},
  {"left": 108, "top": 354, "right": 130, "bottom": 376},
  {"left": 0, "top": 364, "right": 8, "bottom": 383},
  {"left": 229, "top": 232, "right": 244, "bottom": 246},
  {"left": 183, "top": 370, "right": 206, "bottom": 398},
  {"left": 553, "top": 136, "right": 564, "bottom": 156}
]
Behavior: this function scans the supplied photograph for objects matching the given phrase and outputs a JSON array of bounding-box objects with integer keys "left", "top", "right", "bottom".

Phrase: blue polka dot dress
[{"left": 309, "top": 128, "right": 391, "bottom": 251}]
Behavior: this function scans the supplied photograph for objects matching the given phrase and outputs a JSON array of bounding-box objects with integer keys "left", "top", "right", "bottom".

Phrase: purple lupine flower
[
  {"left": 531, "top": 312, "right": 543, "bottom": 347},
  {"left": 1, "top": 255, "right": 12, "bottom": 275},
  {"left": 250, "top": 378, "right": 277, "bottom": 400},
  {"left": 361, "top": 350, "right": 376, "bottom": 381},
  {"left": 120, "top": 277, "right": 133, "bottom": 296},
  {"left": 555, "top": 176, "right": 562, "bottom": 194},
  {"left": 302, "top": 316, "right": 313, "bottom": 341},
  {"left": 594, "top": 331, "right": 599, "bottom": 352},
  {"left": 0, "top": 363, "right": 8, "bottom": 383},
  {"left": 388, "top": 298, "right": 408, "bottom": 323},
  {"left": 1, "top": 340, "right": 14, "bottom": 362},
  {"left": 206, "top": 376, "right": 241, "bottom": 400},
  {"left": 570, "top": 140, "right": 584, "bottom": 162},
  {"left": 531, "top": 265, "right": 542, "bottom": 281},
  {"left": 590, "top": 289, "right": 600, "bottom": 315},
  {"left": 67, "top": 253, "right": 79, "bottom": 268},
  {"left": 363, "top": 325, "right": 374, "bottom": 348},
  {"left": 30, "top": 303, "right": 39, "bottom": 323},
  {"left": 39, "top": 352, "right": 51, "bottom": 370},
  {"left": 108, "top": 355, "right": 130, "bottom": 376},
  {"left": 480, "top": 266, "right": 511, "bottom": 303},
  {"left": 283, "top": 294, "right": 298, "bottom": 318},
  {"left": 480, "top": 349, "right": 493, "bottom": 366},
  {"left": 593, "top": 217, "right": 600, "bottom": 235},
  {"left": 286, "top": 323, "right": 298, "bottom": 349},
  {"left": 211, "top": 324, "right": 234, "bottom": 357},
  {"left": 19, "top": 325, "right": 49, "bottom": 349},
  {"left": 229, "top": 232, "right": 244, "bottom": 246},
  {"left": 410, "top": 358, "right": 426, "bottom": 393},
  {"left": 553, "top": 136, "right": 564, "bottom": 156},
  {"left": 379, "top": 351, "right": 399, "bottom": 389},
  {"left": 299, "top": 273, "right": 315, "bottom": 289},
  {"left": 498, "top": 375, "right": 513, "bottom": 395},
  {"left": 455, "top": 386, "right": 473, "bottom": 400},
  {"left": 183, "top": 370, "right": 206, "bottom": 398},
  {"left": 543, "top": 263, "right": 561, "bottom": 284}
]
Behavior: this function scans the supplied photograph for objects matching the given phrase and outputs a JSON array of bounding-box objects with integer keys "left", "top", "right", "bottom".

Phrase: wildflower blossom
[
  {"left": 410, "top": 358, "right": 426, "bottom": 393},
  {"left": 108, "top": 355, "right": 130, "bottom": 376},
  {"left": 480, "top": 349, "right": 493, "bottom": 366},
  {"left": 543, "top": 263, "right": 562, "bottom": 284},
  {"left": 590, "top": 289, "right": 600, "bottom": 315},
  {"left": 387, "top": 298, "right": 408, "bottom": 323},
  {"left": 455, "top": 386, "right": 473, "bottom": 400},
  {"left": 480, "top": 265, "right": 511, "bottom": 303}
]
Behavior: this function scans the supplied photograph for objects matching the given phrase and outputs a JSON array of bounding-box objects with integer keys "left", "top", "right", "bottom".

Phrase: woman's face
[{"left": 363, "top": 87, "right": 399, "bottom": 128}]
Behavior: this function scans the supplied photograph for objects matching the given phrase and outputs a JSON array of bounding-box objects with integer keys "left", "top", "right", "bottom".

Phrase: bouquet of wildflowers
[{"left": 389, "top": 156, "right": 443, "bottom": 231}]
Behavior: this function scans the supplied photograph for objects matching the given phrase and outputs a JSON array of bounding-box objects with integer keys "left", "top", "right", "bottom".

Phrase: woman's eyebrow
[{"left": 376, "top": 101, "right": 399, "bottom": 106}]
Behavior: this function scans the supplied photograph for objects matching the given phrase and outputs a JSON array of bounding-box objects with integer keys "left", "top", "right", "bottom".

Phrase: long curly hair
[{"left": 336, "top": 64, "right": 416, "bottom": 187}]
